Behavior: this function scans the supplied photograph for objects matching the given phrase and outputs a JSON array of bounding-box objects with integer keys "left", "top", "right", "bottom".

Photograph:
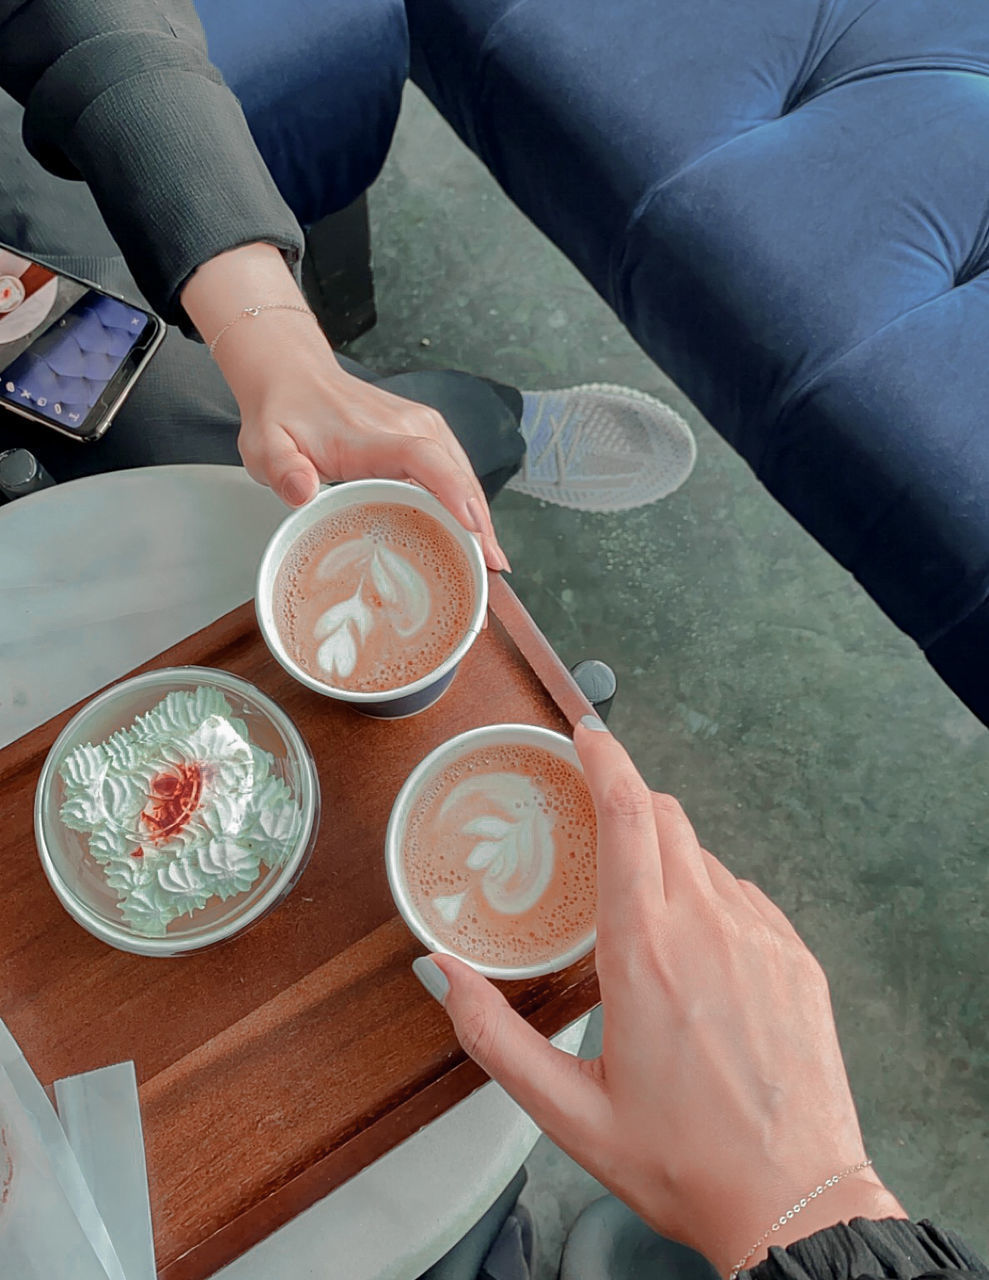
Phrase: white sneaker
[{"left": 507, "top": 383, "right": 697, "bottom": 512}]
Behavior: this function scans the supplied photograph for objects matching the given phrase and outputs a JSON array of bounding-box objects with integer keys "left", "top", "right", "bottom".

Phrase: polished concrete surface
[{"left": 348, "top": 87, "right": 988, "bottom": 1278}]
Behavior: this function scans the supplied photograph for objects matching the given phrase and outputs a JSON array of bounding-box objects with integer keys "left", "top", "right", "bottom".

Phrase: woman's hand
[
  {"left": 181, "top": 244, "right": 509, "bottom": 572},
  {"left": 424, "top": 721, "right": 905, "bottom": 1274}
]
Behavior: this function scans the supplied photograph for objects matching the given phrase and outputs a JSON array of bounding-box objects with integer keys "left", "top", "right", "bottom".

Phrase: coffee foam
[
  {"left": 402, "top": 743, "right": 597, "bottom": 968},
  {"left": 273, "top": 502, "right": 475, "bottom": 692}
]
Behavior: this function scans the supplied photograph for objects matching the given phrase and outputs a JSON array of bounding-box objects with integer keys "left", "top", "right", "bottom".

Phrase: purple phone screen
[{"left": 0, "top": 291, "right": 147, "bottom": 429}]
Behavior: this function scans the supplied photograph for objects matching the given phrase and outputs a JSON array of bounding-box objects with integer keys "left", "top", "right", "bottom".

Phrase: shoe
[{"left": 508, "top": 383, "right": 697, "bottom": 512}]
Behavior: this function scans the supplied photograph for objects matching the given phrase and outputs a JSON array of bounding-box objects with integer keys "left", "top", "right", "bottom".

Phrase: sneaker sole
[{"left": 507, "top": 382, "right": 697, "bottom": 513}]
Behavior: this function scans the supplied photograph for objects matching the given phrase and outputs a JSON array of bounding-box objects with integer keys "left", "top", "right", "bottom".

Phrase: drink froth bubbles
[{"left": 387, "top": 726, "right": 597, "bottom": 978}]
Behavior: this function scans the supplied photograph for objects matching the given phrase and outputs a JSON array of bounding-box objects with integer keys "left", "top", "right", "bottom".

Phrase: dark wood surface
[{"left": 0, "top": 575, "right": 600, "bottom": 1279}]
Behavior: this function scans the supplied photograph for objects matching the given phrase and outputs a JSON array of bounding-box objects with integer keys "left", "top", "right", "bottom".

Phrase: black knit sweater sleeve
[{"left": 0, "top": 0, "right": 304, "bottom": 327}]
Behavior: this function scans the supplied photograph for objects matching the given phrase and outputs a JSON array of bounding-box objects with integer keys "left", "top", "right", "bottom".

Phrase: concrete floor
[{"left": 347, "top": 87, "right": 988, "bottom": 1277}]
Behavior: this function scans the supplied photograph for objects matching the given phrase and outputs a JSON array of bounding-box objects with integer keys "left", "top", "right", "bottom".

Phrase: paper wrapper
[
  {"left": 56, "top": 1062, "right": 156, "bottom": 1280},
  {"left": 0, "top": 1018, "right": 143, "bottom": 1279}
]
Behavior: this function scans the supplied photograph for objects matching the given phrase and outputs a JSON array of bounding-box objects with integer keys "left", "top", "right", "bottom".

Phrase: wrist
[
  {"left": 181, "top": 241, "right": 332, "bottom": 380},
  {"left": 182, "top": 242, "right": 299, "bottom": 335},
  {"left": 214, "top": 307, "right": 339, "bottom": 409},
  {"left": 181, "top": 242, "right": 340, "bottom": 403},
  {"left": 707, "top": 1173, "right": 906, "bottom": 1277}
]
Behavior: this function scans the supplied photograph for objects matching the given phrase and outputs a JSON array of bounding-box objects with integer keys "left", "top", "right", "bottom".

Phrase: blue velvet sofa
[
  {"left": 200, "top": 0, "right": 989, "bottom": 725},
  {"left": 406, "top": 0, "right": 989, "bottom": 725}
]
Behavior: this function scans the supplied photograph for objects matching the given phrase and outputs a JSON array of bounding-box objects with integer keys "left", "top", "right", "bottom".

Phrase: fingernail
[
  {"left": 579, "top": 714, "right": 609, "bottom": 733},
  {"left": 466, "top": 496, "right": 486, "bottom": 531},
  {"left": 283, "top": 472, "right": 313, "bottom": 506},
  {"left": 413, "top": 955, "right": 449, "bottom": 1005},
  {"left": 499, "top": 550, "right": 513, "bottom": 574}
]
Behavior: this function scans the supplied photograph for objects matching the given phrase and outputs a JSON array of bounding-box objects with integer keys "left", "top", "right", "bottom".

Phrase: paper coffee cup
[
  {"left": 256, "top": 480, "right": 488, "bottom": 719},
  {"left": 386, "top": 723, "right": 597, "bottom": 980}
]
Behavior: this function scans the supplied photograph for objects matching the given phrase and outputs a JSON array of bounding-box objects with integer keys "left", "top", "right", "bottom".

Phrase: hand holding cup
[{"left": 421, "top": 720, "right": 906, "bottom": 1273}]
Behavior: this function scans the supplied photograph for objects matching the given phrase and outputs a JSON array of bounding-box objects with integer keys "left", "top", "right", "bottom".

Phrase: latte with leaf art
[
  {"left": 402, "top": 743, "right": 597, "bottom": 969},
  {"left": 57, "top": 686, "right": 303, "bottom": 937},
  {"left": 273, "top": 501, "right": 476, "bottom": 692}
]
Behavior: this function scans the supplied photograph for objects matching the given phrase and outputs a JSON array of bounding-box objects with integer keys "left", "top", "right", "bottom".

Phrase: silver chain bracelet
[
  {"left": 727, "top": 1158, "right": 873, "bottom": 1280},
  {"left": 207, "top": 303, "right": 316, "bottom": 358}
]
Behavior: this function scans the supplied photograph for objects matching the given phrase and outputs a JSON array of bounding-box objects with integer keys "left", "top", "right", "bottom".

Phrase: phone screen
[{"left": 0, "top": 248, "right": 153, "bottom": 434}]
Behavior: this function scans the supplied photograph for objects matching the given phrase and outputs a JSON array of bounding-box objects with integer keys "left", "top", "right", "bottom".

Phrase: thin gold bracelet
[
  {"left": 207, "top": 302, "right": 316, "bottom": 358},
  {"left": 727, "top": 1158, "right": 873, "bottom": 1279}
]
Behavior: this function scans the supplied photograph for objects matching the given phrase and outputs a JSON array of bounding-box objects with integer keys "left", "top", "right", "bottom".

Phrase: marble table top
[{"left": 0, "top": 464, "right": 585, "bottom": 1279}]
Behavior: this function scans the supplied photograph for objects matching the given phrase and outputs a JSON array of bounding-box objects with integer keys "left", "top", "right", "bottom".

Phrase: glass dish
[{"left": 35, "top": 666, "right": 319, "bottom": 956}]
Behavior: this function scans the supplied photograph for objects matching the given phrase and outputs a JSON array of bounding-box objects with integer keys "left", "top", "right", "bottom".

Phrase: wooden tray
[{"left": 0, "top": 575, "right": 600, "bottom": 1279}]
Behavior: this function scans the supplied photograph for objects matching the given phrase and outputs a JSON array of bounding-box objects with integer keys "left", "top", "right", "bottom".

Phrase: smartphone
[{"left": 0, "top": 243, "right": 165, "bottom": 443}]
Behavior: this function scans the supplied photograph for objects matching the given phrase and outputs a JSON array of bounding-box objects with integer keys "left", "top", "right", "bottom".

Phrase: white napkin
[
  {"left": 56, "top": 1062, "right": 156, "bottom": 1280},
  {"left": 0, "top": 1018, "right": 151, "bottom": 1279}
]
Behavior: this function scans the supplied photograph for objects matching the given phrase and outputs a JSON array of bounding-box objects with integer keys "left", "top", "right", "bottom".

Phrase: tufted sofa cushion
[
  {"left": 408, "top": 0, "right": 989, "bottom": 723},
  {"left": 195, "top": 0, "right": 409, "bottom": 227}
]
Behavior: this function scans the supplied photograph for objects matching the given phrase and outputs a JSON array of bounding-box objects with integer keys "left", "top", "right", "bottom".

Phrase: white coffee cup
[
  {"left": 385, "top": 723, "right": 597, "bottom": 980},
  {"left": 256, "top": 479, "right": 489, "bottom": 719}
]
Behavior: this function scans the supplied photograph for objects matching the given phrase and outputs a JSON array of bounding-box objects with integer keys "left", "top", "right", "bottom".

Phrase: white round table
[{"left": 0, "top": 464, "right": 586, "bottom": 1280}]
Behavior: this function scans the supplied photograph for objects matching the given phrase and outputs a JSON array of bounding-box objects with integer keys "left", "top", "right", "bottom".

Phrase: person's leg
[
  {"left": 415, "top": 1167, "right": 534, "bottom": 1280},
  {"left": 560, "top": 1196, "right": 721, "bottom": 1280},
  {"left": 2, "top": 90, "right": 689, "bottom": 514},
  {"left": 356, "top": 365, "right": 525, "bottom": 500},
  {"left": 0, "top": 286, "right": 524, "bottom": 497},
  {"left": 0, "top": 287, "right": 525, "bottom": 498}
]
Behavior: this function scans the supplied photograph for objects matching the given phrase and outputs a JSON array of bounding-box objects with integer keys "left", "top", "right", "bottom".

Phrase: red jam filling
[{"left": 140, "top": 762, "right": 205, "bottom": 846}]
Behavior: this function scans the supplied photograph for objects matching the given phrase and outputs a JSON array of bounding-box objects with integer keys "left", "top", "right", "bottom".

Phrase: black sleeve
[
  {"left": 0, "top": 0, "right": 305, "bottom": 328},
  {"left": 746, "top": 1218, "right": 988, "bottom": 1280}
]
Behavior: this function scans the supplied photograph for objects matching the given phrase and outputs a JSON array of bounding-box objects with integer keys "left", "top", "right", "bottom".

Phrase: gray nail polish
[
  {"left": 579, "top": 713, "right": 609, "bottom": 733},
  {"left": 413, "top": 955, "right": 450, "bottom": 1005}
]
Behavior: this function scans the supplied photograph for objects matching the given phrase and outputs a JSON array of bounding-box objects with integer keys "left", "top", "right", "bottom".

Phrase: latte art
[
  {"left": 273, "top": 502, "right": 475, "bottom": 692},
  {"left": 402, "top": 744, "right": 597, "bottom": 968},
  {"left": 439, "top": 773, "right": 555, "bottom": 919},
  {"left": 313, "top": 538, "right": 430, "bottom": 680}
]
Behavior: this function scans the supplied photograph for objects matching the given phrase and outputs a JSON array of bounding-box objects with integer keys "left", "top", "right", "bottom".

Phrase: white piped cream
[{"left": 58, "top": 688, "right": 302, "bottom": 937}]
